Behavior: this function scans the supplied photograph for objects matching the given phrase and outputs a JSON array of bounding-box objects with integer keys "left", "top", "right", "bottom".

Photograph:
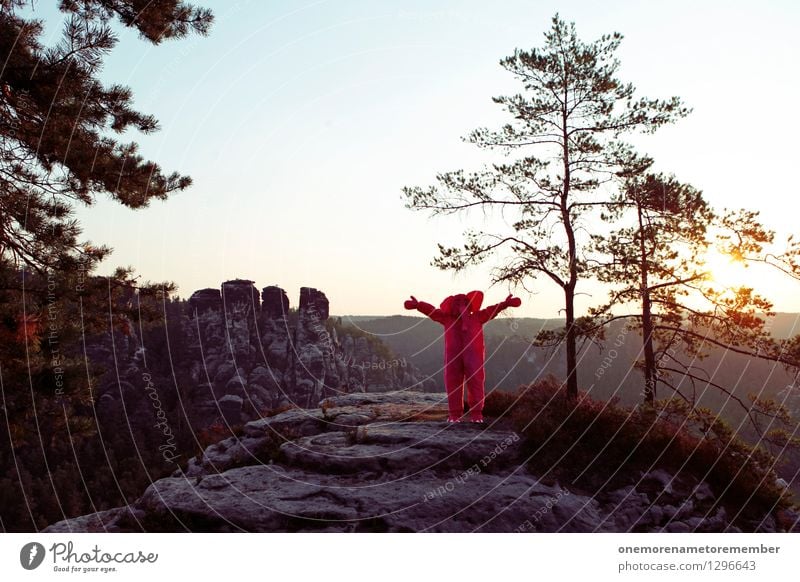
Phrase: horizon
[{"left": 25, "top": 0, "right": 800, "bottom": 317}]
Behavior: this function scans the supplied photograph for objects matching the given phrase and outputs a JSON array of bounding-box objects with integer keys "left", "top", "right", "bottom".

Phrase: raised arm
[
  {"left": 404, "top": 295, "right": 448, "bottom": 324},
  {"left": 478, "top": 294, "right": 521, "bottom": 323}
]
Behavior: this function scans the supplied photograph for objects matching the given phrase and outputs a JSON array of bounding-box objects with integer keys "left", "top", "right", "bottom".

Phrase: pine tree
[
  {"left": 0, "top": 0, "right": 212, "bottom": 531},
  {"left": 0, "top": 0, "right": 212, "bottom": 274},
  {"left": 403, "top": 14, "right": 689, "bottom": 399},
  {"left": 593, "top": 169, "right": 800, "bottom": 452},
  {"left": 593, "top": 171, "right": 714, "bottom": 403}
]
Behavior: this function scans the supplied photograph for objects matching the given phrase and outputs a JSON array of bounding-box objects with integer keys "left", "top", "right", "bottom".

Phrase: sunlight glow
[{"left": 701, "top": 249, "right": 752, "bottom": 289}]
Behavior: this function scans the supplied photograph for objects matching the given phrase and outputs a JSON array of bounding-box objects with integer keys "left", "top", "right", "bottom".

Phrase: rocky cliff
[
  {"left": 180, "top": 280, "right": 432, "bottom": 427},
  {"left": 92, "top": 281, "right": 433, "bottom": 437},
  {"left": 45, "top": 391, "right": 799, "bottom": 533}
]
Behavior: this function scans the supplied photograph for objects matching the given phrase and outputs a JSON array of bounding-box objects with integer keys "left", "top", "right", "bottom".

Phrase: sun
[{"left": 701, "top": 249, "right": 751, "bottom": 288}]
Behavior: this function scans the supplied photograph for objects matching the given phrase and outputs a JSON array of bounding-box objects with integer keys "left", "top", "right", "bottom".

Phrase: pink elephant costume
[{"left": 404, "top": 291, "right": 521, "bottom": 423}]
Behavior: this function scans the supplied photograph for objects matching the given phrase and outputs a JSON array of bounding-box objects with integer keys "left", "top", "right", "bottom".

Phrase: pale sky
[{"left": 33, "top": 0, "right": 800, "bottom": 316}]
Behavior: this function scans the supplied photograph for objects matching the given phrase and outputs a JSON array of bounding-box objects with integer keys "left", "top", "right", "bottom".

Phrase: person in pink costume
[{"left": 404, "top": 291, "right": 521, "bottom": 423}]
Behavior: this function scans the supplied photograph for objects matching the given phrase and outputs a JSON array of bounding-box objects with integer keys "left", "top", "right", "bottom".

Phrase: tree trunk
[
  {"left": 637, "top": 203, "right": 657, "bottom": 404},
  {"left": 561, "top": 91, "right": 578, "bottom": 401},
  {"left": 565, "top": 286, "right": 578, "bottom": 400},
  {"left": 641, "top": 292, "right": 657, "bottom": 404}
]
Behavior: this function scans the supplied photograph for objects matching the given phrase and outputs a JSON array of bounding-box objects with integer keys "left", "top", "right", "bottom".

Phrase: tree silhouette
[
  {"left": 591, "top": 168, "right": 800, "bottom": 457},
  {"left": 592, "top": 171, "right": 713, "bottom": 403},
  {"left": 0, "top": 0, "right": 212, "bottom": 274},
  {"left": 404, "top": 14, "right": 689, "bottom": 399},
  {"left": 0, "top": 0, "right": 212, "bottom": 531}
]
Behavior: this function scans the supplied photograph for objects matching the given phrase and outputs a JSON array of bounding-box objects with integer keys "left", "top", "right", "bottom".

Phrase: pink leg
[
  {"left": 464, "top": 351, "right": 486, "bottom": 421},
  {"left": 443, "top": 356, "right": 465, "bottom": 420}
]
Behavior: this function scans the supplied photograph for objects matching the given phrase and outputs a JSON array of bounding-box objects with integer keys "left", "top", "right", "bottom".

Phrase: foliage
[
  {"left": 484, "top": 376, "right": 794, "bottom": 524},
  {"left": 0, "top": 0, "right": 213, "bottom": 531},
  {"left": 590, "top": 168, "right": 800, "bottom": 440},
  {"left": 330, "top": 320, "right": 395, "bottom": 362},
  {"left": 404, "top": 14, "right": 688, "bottom": 398},
  {"left": 1, "top": 0, "right": 212, "bottom": 274},
  {"left": 0, "top": 280, "right": 197, "bottom": 531}
]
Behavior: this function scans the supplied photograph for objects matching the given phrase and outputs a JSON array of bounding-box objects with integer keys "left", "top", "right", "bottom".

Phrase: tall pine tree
[
  {"left": 404, "top": 14, "right": 688, "bottom": 399},
  {"left": 0, "top": 0, "right": 212, "bottom": 531},
  {"left": 1, "top": 0, "right": 212, "bottom": 274}
]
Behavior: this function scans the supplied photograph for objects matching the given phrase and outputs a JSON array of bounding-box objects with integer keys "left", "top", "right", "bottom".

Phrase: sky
[{"left": 30, "top": 0, "right": 800, "bottom": 317}]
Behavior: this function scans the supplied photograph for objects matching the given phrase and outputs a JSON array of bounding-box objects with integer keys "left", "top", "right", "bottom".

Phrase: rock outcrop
[
  {"left": 261, "top": 285, "right": 289, "bottom": 319},
  {"left": 183, "top": 282, "right": 432, "bottom": 427},
  {"left": 186, "top": 287, "right": 221, "bottom": 314},
  {"left": 45, "top": 391, "right": 798, "bottom": 533},
  {"left": 92, "top": 281, "right": 432, "bottom": 439}
]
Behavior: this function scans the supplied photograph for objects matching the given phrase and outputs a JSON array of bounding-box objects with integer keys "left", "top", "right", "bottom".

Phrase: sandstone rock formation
[
  {"left": 186, "top": 287, "right": 221, "bottom": 314},
  {"left": 45, "top": 391, "right": 797, "bottom": 533},
  {"left": 92, "top": 281, "right": 432, "bottom": 440}
]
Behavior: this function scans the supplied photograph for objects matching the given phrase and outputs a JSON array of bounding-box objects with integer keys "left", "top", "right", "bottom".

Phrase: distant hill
[
  {"left": 764, "top": 313, "right": 800, "bottom": 339},
  {"left": 335, "top": 313, "right": 800, "bottom": 425}
]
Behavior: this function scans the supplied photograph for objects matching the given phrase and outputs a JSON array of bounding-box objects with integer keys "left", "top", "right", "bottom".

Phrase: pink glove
[
  {"left": 504, "top": 294, "right": 521, "bottom": 308},
  {"left": 404, "top": 295, "right": 419, "bottom": 310}
]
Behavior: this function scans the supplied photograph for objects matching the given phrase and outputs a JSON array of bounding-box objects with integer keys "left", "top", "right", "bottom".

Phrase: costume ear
[
  {"left": 439, "top": 295, "right": 455, "bottom": 313},
  {"left": 466, "top": 290, "right": 484, "bottom": 312}
]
